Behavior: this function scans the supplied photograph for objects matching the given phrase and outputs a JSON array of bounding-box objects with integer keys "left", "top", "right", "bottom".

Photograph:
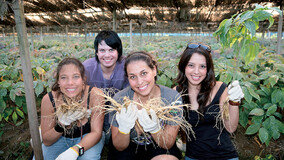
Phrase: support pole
[
  {"left": 40, "top": 26, "right": 43, "bottom": 42},
  {"left": 84, "top": 24, "right": 87, "bottom": 42},
  {"left": 30, "top": 27, "right": 34, "bottom": 53},
  {"left": 12, "top": 0, "right": 43, "bottom": 159},
  {"left": 113, "top": 8, "right": 117, "bottom": 32},
  {"left": 13, "top": 27, "right": 16, "bottom": 47},
  {"left": 130, "top": 20, "right": 133, "bottom": 49},
  {"left": 277, "top": 5, "right": 283, "bottom": 55}
]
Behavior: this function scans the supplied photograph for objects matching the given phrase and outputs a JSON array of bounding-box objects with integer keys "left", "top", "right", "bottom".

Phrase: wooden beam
[
  {"left": 11, "top": 0, "right": 43, "bottom": 159},
  {"left": 277, "top": 4, "right": 283, "bottom": 55}
]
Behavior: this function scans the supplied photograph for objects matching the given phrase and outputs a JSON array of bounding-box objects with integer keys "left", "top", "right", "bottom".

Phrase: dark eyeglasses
[{"left": 187, "top": 43, "right": 211, "bottom": 52}]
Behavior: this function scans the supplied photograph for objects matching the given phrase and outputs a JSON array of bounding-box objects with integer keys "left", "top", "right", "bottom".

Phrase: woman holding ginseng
[
  {"left": 175, "top": 43, "right": 244, "bottom": 160},
  {"left": 108, "top": 51, "right": 182, "bottom": 160},
  {"left": 40, "top": 58, "right": 105, "bottom": 160}
]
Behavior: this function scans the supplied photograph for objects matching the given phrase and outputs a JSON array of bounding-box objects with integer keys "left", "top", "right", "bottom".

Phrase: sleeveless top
[
  {"left": 48, "top": 87, "right": 93, "bottom": 138},
  {"left": 179, "top": 83, "right": 238, "bottom": 160}
]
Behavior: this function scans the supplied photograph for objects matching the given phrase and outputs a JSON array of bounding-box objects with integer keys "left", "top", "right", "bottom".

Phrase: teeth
[
  {"left": 192, "top": 76, "right": 200, "bottom": 80},
  {"left": 105, "top": 59, "right": 111, "bottom": 62},
  {"left": 139, "top": 85, "right": 147, "bottom": 90},
  {"left": 67, "top": 89, "right": 75, "bottom": 91}
]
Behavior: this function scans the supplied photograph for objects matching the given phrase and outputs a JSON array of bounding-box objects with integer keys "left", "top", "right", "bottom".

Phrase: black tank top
[
  {"left": 48, "top": 87, "right": 93, "bottom": 138},
  {"left": 180, "top": 83, "right": 238, "bottom": 159}
]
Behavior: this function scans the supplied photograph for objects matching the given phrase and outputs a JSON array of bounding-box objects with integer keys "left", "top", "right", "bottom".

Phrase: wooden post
[
  {"left": 113, "top": 8, "right": 117, "bottom": 32},
  {"left": 11, "top": 0, "right": 43, "bottom": 159},
  {"left": 65, "top": 25, "right": 68, "bottom": 42},
  {"left": 277, "top": 5, "right": 283, "bottom": 55},
  {"left": 140, "top": 24, "right": 143, "bottom": 48},
  {"left": 84, "top": 24, "right": 87, "bottom": 42},
  {"left": 13, "top": 27, "right": 16, "bottom": 47},
  {"left": 30, "top": 27, "right": 34, "bottom": 53},
  {"left": 130, "top": 20, "right": 133, "bottom": 49},
  {"left": 40, "top": 26, "right": 43, "bottom": 42}
]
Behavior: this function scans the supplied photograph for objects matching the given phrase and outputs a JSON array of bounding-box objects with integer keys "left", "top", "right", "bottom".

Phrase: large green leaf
[
  {"left": 0, "top": 80, "right": 12, "bottom": 88},
  {"left": 271, "top": 89, "right": 282, "bottom": 104},
  {"left": 35, "top": 81, "right": 44, "bottom": 97},
  {"left": 245, "top": 123, "right": 261, "bottom": 135},
  {"left": 268, "top": 75, "right": 279, "bottom": 87},
  {"left": 266, "top": 104, "right": 277, "bottom": 116},
  {"left": 243, "top": 87, "right": 252, "bottom": 104},
  {"left": 247, "top": 86, "right": 260, "bottom": 101},
  {"left": 249, "top": 108, "right": 264, "bottom": 116},
  {"left": 0, "top": 98, "right": 6, "bottom": 113},
  {"left": 244, "top": 20, "right": 256, "bottom": 36},
  {"left": 259, "top": 127, "right": 269, "bottom": 143},
  {"left": 12, "top": 111, "right": 18, "bottom": 124},
  {"left": 16, "top": 108, "right": 24, "bottom": 118},
  {"left": 239, "top": 109, "right": 249, "bottom": 127}
]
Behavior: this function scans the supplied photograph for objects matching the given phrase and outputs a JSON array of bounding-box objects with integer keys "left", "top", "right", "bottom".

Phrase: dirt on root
[{"left": 0, "top": 120, "right": 283, "bottom": 160}]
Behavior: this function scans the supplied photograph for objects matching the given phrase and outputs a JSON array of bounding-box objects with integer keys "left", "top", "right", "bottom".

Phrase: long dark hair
[
  {"left": 124, "top": 51, "right": 158, "bottom": 81},
  {"left": 52, "top": 58, "right": 86, "bottom": 93},
  {"left": 175, "top": 44, "right": 216, "bottom": 113},
  {"left": 94, "top": 30, "right": 123, "bottom": 62}
]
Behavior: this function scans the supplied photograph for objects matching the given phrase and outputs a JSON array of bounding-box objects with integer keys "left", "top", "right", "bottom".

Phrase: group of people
[{"left": 39, "top": 30, "right": 244, "bottom": 160}]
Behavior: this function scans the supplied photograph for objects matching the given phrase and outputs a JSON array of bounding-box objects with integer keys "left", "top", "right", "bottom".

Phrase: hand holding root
[
  {"left": 116, "top": 103, "right": 138, "bottom": 134},
  {"left": 137, "top": 108, "right": 161, "bottom": 134},
  {"left": 228, "top": 81, "right": 244, "bottom": 103}
]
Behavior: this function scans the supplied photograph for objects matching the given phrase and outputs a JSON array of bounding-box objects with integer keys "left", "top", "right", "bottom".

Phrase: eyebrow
[{"left": 128, "top": 69, "right": 146, "bottom": 75}]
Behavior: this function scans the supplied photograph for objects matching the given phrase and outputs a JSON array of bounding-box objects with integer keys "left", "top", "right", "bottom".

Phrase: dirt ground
[{"left": 0, "top": 120, "right": 283, "bottom": 160}]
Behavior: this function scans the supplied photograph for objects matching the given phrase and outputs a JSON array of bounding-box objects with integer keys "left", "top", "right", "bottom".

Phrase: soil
[{"left": 0, "top": 120, "right": 283, "bottom": 160}]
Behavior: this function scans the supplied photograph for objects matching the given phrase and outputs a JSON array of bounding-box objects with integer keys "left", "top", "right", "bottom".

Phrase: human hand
[
  {"left": 58, "top": 110, "right": 85, "bottom": 126},
  {"left": 116, "top": 103, "right": 138, "bottom": 134},
  {"left": 176, "top": 138, "right": 186, "bottom": 152},
  {"left": 55, "top": 147, "right": 79, "bottom": 160},
  {"left": 228, "top": 81, "right": 244, "bottom": 102},
  {"left": 137, "top": 108, "right": 161, "bottom": 134}
]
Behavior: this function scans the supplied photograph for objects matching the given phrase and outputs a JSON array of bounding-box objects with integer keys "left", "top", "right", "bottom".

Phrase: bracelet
[
  {"left": 54, "top": 123, "right": 64, "bottom": 133},
  {"left": 229, "top": 100, "right": 241, "bottom": 106}
]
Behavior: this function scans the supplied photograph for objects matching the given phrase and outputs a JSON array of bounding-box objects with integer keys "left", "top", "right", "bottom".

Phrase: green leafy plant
[{"left": 214, "top": 4, "right": 281, "bottom": 65}]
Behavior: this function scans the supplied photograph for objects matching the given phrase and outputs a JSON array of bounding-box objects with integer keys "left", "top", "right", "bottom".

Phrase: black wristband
[{"left": 54, "top": 123, "right": 64, "bottom": 133}]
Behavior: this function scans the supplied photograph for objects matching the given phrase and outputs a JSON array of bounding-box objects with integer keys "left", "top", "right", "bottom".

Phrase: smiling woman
[
  {"left": 40, "top": 58, "right": 105, "bottom": 160},
  {"left": 108, "top": 51, "right": 183, "bottom": 160}
]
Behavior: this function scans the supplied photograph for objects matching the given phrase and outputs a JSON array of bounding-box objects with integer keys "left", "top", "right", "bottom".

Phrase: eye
[
  {"left": 74, "top": 75, "right": 81, "bottom": 79},
  {"left": 141, "top": 71, "right": 147, "bottom": 76},
  {"left": 129, "top": 75, "right": 136, "bottom": 80},
  {"left": 200, "top": 65, "right": 207, "bottom": 69},
  {"left": 188, "top": 63, "right": 194, "bottom": 68},
  {"left": 99, "top": 49, "right": 105, "bottom": 53},
  {"left": 60, "top": 76, "right": 66, "bottom": 80},
  {"left": 109, "top": 49, "right": 115, "bottom": 52}
]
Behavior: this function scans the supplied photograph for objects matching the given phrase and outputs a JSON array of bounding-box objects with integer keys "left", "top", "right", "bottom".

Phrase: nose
[
  {"left": 67, "top": 78, "right": 74, "bottom": 85},
  {"left": 137, "top": 76, "right": 143, "bottom": 85},
  {"left": 194, "top": 66, "right": 199, "bottom": 74}
]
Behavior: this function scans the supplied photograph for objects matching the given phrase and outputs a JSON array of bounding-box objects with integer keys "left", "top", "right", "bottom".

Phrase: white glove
[
  {"left": 137, "top": 108, "right": 161, "bottom": 134},
  {"left": 55, "top": 147, "right": 79, "bottom": 160},
  {"left": 116, "top": 103, "right": 138, "bottom": 134},
  {"left": 58, "top": 110, "right": 85, "bottom": 126},
  {"left": 228, "top": 80, "right": 244, "bottom": 102},
  {"left": 176, "top": 138, "right": 186, "bottom": 152}
]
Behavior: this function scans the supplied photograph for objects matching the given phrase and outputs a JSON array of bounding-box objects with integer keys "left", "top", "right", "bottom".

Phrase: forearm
[
  {"left": 224, "top": 105, "right": 239, "bottom": 133},
  {"left": 42, "top": 128, "right": 62, "bottom": 146},
  {"left": 112, "top": 126, "right": 131, "bottom": 151},
  {"left": 77, "top": 130, "right": 102, "bottom": 151},
  {"left": 151, "top": 125, "right": 179, "bottom": 149}
]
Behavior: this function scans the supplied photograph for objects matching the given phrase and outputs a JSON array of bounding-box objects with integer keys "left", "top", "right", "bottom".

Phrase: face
[
  {"left": 58, "top": 64, "right": 84, "bottom": 98},
  {"left": 185, "top": 53, "right": 207, "bottom": 87},
  {"left": 97, "top": 40, "right": 118, "bottom": 70},
  {"left": 127, "top": 60, "right": 157, "bottom": 98}
]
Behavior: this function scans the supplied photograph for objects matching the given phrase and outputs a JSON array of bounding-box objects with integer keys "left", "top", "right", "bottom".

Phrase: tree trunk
[
  {"left": 13, "top": 27, "right": 16, "bottom": 47},
  {"left": 30, "top": 28, "right": 34, "bottom": 53},
  {"left": 85, "top": 24, "right": 87, "bottom": 42},
  {"left": 40, "top": 26, "right": 43, "bottom": 42},
  {"left": 12, "top": 0, "right": 43, "bottom": 159},
  {"left": 277, "top": 5, "right": 283, "bottom": 55}
]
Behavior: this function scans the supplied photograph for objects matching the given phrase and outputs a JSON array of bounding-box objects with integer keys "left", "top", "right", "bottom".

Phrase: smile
[{"left": 139, "top": 84, "right": 148, "bottom": 91}]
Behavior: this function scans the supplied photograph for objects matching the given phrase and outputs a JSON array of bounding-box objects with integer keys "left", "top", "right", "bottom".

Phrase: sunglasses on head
[{"left": 187, "top": 43, "right": 211, "bottom": 52}]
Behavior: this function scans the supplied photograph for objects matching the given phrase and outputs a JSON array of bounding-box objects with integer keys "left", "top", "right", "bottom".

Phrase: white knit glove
[
  {"left": 58, "top": 110, "right": 85, "bottom": 126},
  {"left": 228, "top": 81, "right": 244, "bottom": 102},
  {"left": 137, "top": 108, "right": 161, "bottom": 134},
  {"left": 55, "top": 147, "right": 79, "bottom": 160},
  {"left": 176, "top": 138, "right": 186, "bottom": 152},
  {"left": 116, "top": 103, "right": 138, "bottom": 134}
]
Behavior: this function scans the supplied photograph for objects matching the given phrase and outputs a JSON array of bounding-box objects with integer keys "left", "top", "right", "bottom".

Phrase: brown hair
[{"left": 124, "top": 51, "right": 158, "bottom": 81}]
